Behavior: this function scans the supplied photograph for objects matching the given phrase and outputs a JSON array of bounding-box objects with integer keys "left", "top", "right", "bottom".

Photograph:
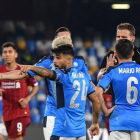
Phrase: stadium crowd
[{"left": 0, "top": 21, "right": 140, "bottom": 140}]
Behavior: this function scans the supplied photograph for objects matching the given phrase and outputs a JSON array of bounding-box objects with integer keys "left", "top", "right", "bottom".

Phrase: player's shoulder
[
  {"left": 74, "top": 56, "right": 85, "bottom": 62},
  {"left": 73, "top": 56, "right": 86, "bottom": 67},
  {"left": 74, "top": 55, "right": 84, "bottom": 60},
  {"left": 36, "top": 56, "right": 54, "bottom": 64},
  {"left": 105, "top": 63, "right": 123, "bottom": 74},
  {"left": 57, "top": 67, "right": 74, "bottom": 75}
]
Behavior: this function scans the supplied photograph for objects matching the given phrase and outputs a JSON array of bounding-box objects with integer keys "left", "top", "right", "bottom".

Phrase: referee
[{"left": 100, "top": 23, "right": 140, "bottom": 69}]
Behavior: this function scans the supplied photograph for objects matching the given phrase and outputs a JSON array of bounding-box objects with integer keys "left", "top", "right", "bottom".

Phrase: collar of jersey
[
  {"left": 120, "top": 61, "right": 136, "bottom": 64},
  {"left": 64, "top": 66, "right": 74, "bottom": 72}
]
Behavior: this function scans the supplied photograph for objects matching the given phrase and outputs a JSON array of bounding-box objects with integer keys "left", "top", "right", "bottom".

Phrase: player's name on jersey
[
  {"left": 1, "top": 82, "right": 21, "bottom": 89},
  {"left": 119, "top": 67, "right": 140, "bottom": 74},
  {"left": 72, "top": 72, "right": 84, "bottom": 78}
]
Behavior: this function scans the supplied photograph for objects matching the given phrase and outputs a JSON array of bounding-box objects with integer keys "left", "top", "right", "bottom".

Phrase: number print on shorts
[
  {"left": 126, "top": 77, "right": 138, "bottom": 104},
  {"left": 17, "top": 122, "right": 22, "bottom": 132}
]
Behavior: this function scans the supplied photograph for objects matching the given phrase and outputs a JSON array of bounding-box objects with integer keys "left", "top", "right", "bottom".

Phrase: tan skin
[
  {"left": 95, "top": 86, "right": 117, "bottom": 116},
  {"left": 0, "top": 135, "right": 5, "bottom": 140},
  {"left": 1, "top": 46, "right": 39, "bottom": 140}
]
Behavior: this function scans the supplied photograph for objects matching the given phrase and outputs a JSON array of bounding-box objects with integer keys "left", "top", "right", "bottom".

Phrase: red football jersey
[{"left": 0, "top": 64, "right": 37, "bottom": 121}]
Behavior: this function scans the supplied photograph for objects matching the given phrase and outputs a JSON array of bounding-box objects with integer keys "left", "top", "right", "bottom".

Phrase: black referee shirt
[{"left": 100, "top": 46, "right": 140, "bottom": 69}]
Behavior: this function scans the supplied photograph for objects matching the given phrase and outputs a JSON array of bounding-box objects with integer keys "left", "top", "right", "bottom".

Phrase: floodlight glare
[{"left": 111, "top": 4, "right": 130, "bottom": 9}]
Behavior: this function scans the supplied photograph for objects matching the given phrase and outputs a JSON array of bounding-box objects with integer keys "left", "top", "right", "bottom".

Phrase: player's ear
[
  {"left": 67, "top": 57, "right": 71, "bottom": 64},
  {"left": 114, "top": 51, "right": 118, "bottom": 57},
  {"left": 15, "top": 52, "right": 18, "bottom": 59},
  {"left": 131, "top": 36, "right": 135, "bottom": 43},
  {"left": 131, "top": 51, "right": 134, "bottom": 57},
  {"left": 2, "top": 54, "right": 4, "bottom": 59}
]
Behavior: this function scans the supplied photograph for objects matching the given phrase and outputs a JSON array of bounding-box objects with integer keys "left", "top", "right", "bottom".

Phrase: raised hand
[{"left": 106, "top": 54, "right": 117, "bottom": 68}]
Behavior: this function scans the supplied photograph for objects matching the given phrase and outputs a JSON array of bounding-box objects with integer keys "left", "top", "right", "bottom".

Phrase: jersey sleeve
[
  {"left": 28, "top": 56, "right": 53, "bottom": 77},
  {"left": 25, "top": 77, "right": 38, "bottom": 86},
  {"left": 87, "top": 82, "right": 95, "bottom": 95},
  {"left": 97, "top": 71, "right": 112, "bottom": 91}
]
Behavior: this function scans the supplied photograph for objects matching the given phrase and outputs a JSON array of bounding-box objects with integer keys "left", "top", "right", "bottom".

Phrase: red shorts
[{"left": 4, "top": 117, "right": 30, "bottom": 139}]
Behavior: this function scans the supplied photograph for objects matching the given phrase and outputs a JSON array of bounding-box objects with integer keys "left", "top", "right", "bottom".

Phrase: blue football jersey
[
  {"left": 28, "top": 56, "right": 57, "bottom": 116},
  {"left": 98, "top": 61, "right": 140, "bottom": 131},
  {"left": 52, "top": 67, "right": 94, "bottom": 137},
  {"left": 28, "top": 56, "right": 90, "bottom": 117}
]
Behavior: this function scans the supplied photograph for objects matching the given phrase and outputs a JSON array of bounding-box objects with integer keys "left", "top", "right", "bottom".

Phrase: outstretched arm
[
  {"left": 0, "top": 70, "right": 29, "bottom": 80},
  {"left": 19, "top": 65, "right": 55, "bottom": 79}
]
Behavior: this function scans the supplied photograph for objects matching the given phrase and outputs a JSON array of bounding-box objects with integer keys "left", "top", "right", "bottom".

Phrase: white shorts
[
  {"left": 50, "top": 135, "right": 86, "bottom": 140},
  {"left": 109, "top": 131, "right": 140, "bottom": 140},
  {"left": 43, "top": 116, "right": 55, "bottom": 140},
  {"left": 0, "top": 123, "right": 7, "bottom": 136}
]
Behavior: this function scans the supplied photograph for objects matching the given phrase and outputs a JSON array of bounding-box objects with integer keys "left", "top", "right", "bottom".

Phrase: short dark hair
[
  {"left": 51, "top": 44, "right": 74, "bottom": 57},
  {"left": 115, "top": 39, "right": 133, "bottom": 59},
  {"left": 55, "top": 27, "right": 71, "bottom": 38},
  {"left": 117, "top": 23, "right": 135, "bottom": 36},
  {"left": 2, "top": 42, "right": 17, "bottom": 52}
]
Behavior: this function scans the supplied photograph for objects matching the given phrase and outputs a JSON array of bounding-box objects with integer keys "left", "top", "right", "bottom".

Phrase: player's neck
[
  {"left": 6, "top": 62, "right": 17, "bottom": 70},
  {"left": 66, "top": 61, "right": 73, "bottom": 69},
  {"left": 119, "top": 58, "right": 132, "bottom": 64}
]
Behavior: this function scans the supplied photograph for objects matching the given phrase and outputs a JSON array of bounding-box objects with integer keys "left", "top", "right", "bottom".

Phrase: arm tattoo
[
  {"left": 31, "top": 66, "right": 54, "bottom": 79},
  {"left": 92, "top": 101, "right": 100, "bottom": 124},
  {"left": 102, "top": 97, "right": 105, "bottom": 104},
  {"left": 93, "top": 93, "right": 98, "bottom": 98}
]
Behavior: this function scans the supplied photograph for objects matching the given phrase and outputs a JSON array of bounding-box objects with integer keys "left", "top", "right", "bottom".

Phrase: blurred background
[{"left": 0, "top": 0, "right": 140, "bottom": 140}]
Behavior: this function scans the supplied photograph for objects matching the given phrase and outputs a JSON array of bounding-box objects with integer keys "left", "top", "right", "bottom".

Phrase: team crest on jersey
[
  {"left": 16, "top": 82, "right": 21, "bottom": 88},
  {"left": 50, "top": 63, "right": 54, "bottom": 67},
  {"left": 73, "top": 62, "right": 78, "bottom": 67}
]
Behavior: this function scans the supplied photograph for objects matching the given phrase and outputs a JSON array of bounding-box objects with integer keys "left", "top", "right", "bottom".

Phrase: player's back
[
  {"left": 53, "top": 67, "right": 94, "bottom": 137},
  {"left": 110, "top": 62, "right": 140, "bottom": 107},
  {"left": 107, "top": 61, "right": 140, "bottom": 131}
]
